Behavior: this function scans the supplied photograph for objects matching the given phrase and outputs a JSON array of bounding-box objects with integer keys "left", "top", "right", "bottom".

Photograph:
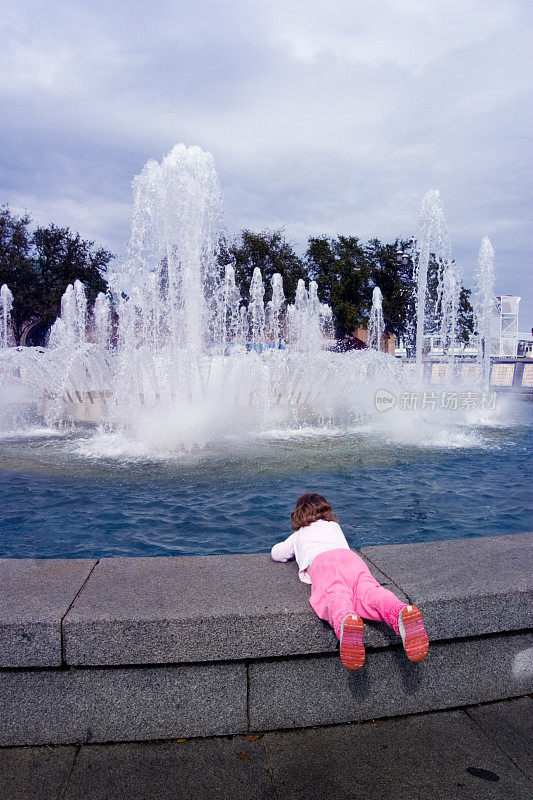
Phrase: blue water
[{"left": 1, "top": 411, "right": 531, "bottom": 558}]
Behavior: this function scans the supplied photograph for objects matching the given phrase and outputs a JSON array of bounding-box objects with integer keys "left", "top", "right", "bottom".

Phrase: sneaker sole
[
  {"left": 339, "top": 614, "right": 365, "bottom": 670},
  {"left": 401, "top": 605, "right": 429, "bottom": 662}
]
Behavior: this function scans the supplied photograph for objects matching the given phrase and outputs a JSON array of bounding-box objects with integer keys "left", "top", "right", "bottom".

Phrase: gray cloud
[{"left": 1, "top": 0, "right": 531, "bottom": 323}]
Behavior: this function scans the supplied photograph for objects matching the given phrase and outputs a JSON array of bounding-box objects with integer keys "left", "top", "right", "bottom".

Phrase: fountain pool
[
  {"left": 0, "top": 145, "right": 531, "bottom": 558},
  {"left": 1, "top": 402, "right": 531, "bottom": 558}
]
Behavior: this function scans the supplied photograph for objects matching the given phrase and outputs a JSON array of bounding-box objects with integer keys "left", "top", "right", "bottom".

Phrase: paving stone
[
  {"left": 63, "top": 553, "right": 402, "bottom": 666},
  {"left": 467, "top": 697, "right": 533, "bottom": 780},
  {"left": 62, "top": 736, "right": 275, "bottom": 800},
  {"left": 361, "top": 533, "right": 533, "bottom": 640},
  {"left": 264, "top": 709, "right": 533, "bottom": 800},
  {"left": 0, "top": 661, "right": 246, "bottom": 746},
  {"left": 0, "top": 744, "right": 77, "bottom": 800},
  {"left": 0, "top": 558, "right": 96, "bottom": 667},
  {"left": 249, "top": 631, "right": 533, "bottom": 731}
]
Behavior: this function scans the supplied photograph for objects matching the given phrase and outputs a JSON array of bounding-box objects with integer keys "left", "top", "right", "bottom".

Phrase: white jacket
[{"left": 270, "top": 519, "right": 350, "bottom": 584}]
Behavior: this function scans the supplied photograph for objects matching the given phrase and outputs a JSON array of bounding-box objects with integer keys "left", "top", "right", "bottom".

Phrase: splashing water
[
  {"left": 472, "top": 237, "right": 496, "bottom": 387},
  {"left": 1, "top": 145, "right": 356, "bottom": 445},
  {"left": 1, "top": 284, "right": 13, "bottom": 348},
  {"left": 0, "top": 150, "right": 517, "bottom": 451},
  {"left": 367, "top": 287, "right": 384, "bottom": 351},
  {"left": 412, "top": 190, "right": 453, "bottom": 367},
  {"left": 439, "top": 260, "right": 462, "bottom": 364}
]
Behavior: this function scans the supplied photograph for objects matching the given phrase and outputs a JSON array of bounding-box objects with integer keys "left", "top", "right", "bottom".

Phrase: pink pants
[{"left": 309, "top": 549, "right": 406, "bottom": 639}]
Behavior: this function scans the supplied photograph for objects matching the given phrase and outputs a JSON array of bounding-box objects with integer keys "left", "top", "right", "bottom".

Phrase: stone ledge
[
  {"left": 248, "top": 630, "right": 533, "bottom": 731},
  {"left": 361, "top": 533, "right": 533, "bottom": 640},
  {"left": 1, "top": 534, "right": 531, "bottom": 671},
  {"left": 0, "top": 559, "right": 97, "bottom": 667},
  {"left": 2, "top": 632, "right": 531, "bottom": 747},
  {"left": 62, "top": 553, "right": 405, "bottom": 666},
  {"left": 2, "top": 534, "right": 532, "bottom": 748},
  {"left": 0, "top": 661, "right": 247, "bottom": 746}
]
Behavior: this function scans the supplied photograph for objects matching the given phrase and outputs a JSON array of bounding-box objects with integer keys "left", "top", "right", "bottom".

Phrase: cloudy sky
[{"left": 1, "top": 0, "right": 532, "bottom": 324}]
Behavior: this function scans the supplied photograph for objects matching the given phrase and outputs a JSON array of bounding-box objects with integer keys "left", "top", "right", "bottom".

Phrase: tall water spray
[
  {"left": 287, "top": 279, "right": 333, "bottom": 352},
  {"left": 472, "top": 237, "right": 496, "bottom": 386},
  {"left": 412, "top": 190, "right": 452, "bottom": 366},
  {"left": 2, "top": 148, "right": 487, "bottom": 448},
  {"left": 93, "top": 292, "right": 110, "bottom": 348},
  {"left": 101, "top": 145, "right": 229, "bottom": 413},
  {"left": 1, "top": 284, "right": 13, "bottom": 348},
  {"left": 31, "top": 145, "right": 342, "bottom": 444},
  {"left": 439, "top": 260, "right": 462, "bottom": 364},
  {"left": 118, "top": 144, "right": 224, "bottom": 355},
  {"left": 49, "top": 279, "right": 88, "bottom": 347},
  {"left": 367, "top": 286, "right": 384, "bottom": 351},
  {"left": 249, "top": 268, "right": 266, "bottom": 345},
  {"left": 266, "top": 273, "right": 285, "bottom": 347}
]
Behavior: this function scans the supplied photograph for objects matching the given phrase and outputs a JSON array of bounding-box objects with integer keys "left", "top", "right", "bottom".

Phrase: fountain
[
  {"left": 0, "top": 146, "right": 528, "bottom": 561},
  {"left": 0, "top": 157, "right": 511, "bottom": 444},
  {"left": 5, "top": 145, "right": 390, "bottom": 444},
  {"left": 472, "top": 237, "right": 496, "bottom": 387},
  {"left": 367, "top": 287, "right": 384, "bottom": 351},
  {"left": 1, "top": 284, "right": 13, "bottom": 348},
  {"left": 438, "top": 260, "right": 462, "bottom": 365},
  {"left": 411, "top": 190, "right": 453, "bottom": 368}
]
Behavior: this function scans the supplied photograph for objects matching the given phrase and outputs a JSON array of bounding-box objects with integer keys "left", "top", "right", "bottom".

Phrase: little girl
[{"left": 271, "top": 493, "right": 429, "bottom": 670}]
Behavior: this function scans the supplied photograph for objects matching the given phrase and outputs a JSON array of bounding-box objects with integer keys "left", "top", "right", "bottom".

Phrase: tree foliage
[
  {"left": 0, "top": 206, "right": 112, "bottom": 344},
  {"left": 0, "top": 207, "right": 34, "bottom": 344},
  {"left": 1, "top": 204, "right": 475, "bottom": 348},
  {"left": 306, "top": 235, "right": 372, "bottom": 339},
  {"left": 306, "top": 233, "right": 474, "bottom": 345},
  {"left": 457, "top": 288, "right": 475, "bottom": 343},
  {"left": 363, "top": 238, "right": 414, "bottom": 339},
  {"left": 305, "top": 235, "right": 417, "bottom": 340},
  {"left": 422, "top": 260, "right": 475, "bottom": 346},
  {"left": 229, "top": 229, "right": 307, "bottom": 303}
]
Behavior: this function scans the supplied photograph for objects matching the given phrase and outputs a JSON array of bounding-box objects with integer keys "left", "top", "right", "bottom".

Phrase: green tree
[
  {"left": 32, "top": 224, "right": 110, "bottom": 325},
  {"left": 457, "top": 288, "right": 475, "bottom": 343},
  {"left": 0, "top": 205, "right": 113, "bottom": 344},
  {"left": 0, "top": 207, "right": 37, "bottom": 344},
  {"left": 306, "top": 235, "right": 372, "bottom": 339},
  {"left": 230, "top": 229, "right": 307, "bottom": 303},
  {"left": 364, "top": 238, "right": 414, "bottom": 338},
  {"left": 425, "top": 259, "right": 475, "bottom": 346}
]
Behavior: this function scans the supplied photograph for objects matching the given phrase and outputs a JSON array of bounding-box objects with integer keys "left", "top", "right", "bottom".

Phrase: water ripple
[{"left": 0, "top": 416, "right": 532, "bottom": 558}]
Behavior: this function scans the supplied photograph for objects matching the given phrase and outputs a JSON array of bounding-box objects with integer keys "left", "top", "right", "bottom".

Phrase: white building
[
  {"left": 490, "top": 295, "right": 521, "bottom": 358},
  {"left": 517, "top": 330, "right": 533, "bottom": 358}
]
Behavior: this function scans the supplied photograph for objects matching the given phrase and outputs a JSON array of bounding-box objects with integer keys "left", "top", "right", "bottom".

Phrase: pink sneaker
[
  {"left": 398, "top": 605, "right": 429, "bottom": 662},
  {"left": 339, "top": 614, "right": 365, "bottom": 670}
]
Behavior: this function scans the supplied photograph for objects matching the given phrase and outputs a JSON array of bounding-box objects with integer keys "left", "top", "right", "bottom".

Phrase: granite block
[
  {"left": 63, "top": 736, "right": 274, "bottom": 800},
  {"left": 0, "top": 558, "right": 97, "bottom": 667},
  {"left": 0, "top": 661, "right": 246, "bottom": 746},
  {"left": 63, "top": 554, "right": 403, "bottom": 666},
  {"left": 264, "top": 709, "right": 533, "bottom": 800},
  {"left": 249, "top": 631, "right": 533, "bottom": 731},
  {"left": 467, "top": 696, "right": 533, "bottom": 780},
  {"left": 0, "top": 745, "right": 77, "bottom": 800},
  {"left": 361, "top": 533, "right": 533, "bottom": 640}
]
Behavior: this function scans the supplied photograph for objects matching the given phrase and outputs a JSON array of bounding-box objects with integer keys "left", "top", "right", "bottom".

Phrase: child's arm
[{"left": 271, "top": 533, "right": 296, "bottom": 562}]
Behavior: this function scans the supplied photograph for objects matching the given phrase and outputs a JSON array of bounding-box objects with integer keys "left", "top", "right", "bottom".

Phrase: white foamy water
[{"left": 0, "top": 148, "right": 520, "bottom": 456}]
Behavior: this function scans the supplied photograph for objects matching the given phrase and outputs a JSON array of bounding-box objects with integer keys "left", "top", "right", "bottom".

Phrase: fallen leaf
[
  {"left": 244, "top": 735, "right": 259, "bottom": 742},
  {"left": 237, "top": 753, "right": 251, "bottom": 761},
  {"left": 176, "top": 738, "right": 187, "bottom": 743}
]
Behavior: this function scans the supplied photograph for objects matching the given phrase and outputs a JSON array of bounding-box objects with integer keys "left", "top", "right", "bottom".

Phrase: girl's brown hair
[{"left": 290, "top": 493, "right": 338, "bottom": 531}]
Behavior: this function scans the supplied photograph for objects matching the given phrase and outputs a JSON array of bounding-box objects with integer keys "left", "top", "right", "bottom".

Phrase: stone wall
[{"left": 1, "top": 533, "right": 531, "bottom": 746}]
